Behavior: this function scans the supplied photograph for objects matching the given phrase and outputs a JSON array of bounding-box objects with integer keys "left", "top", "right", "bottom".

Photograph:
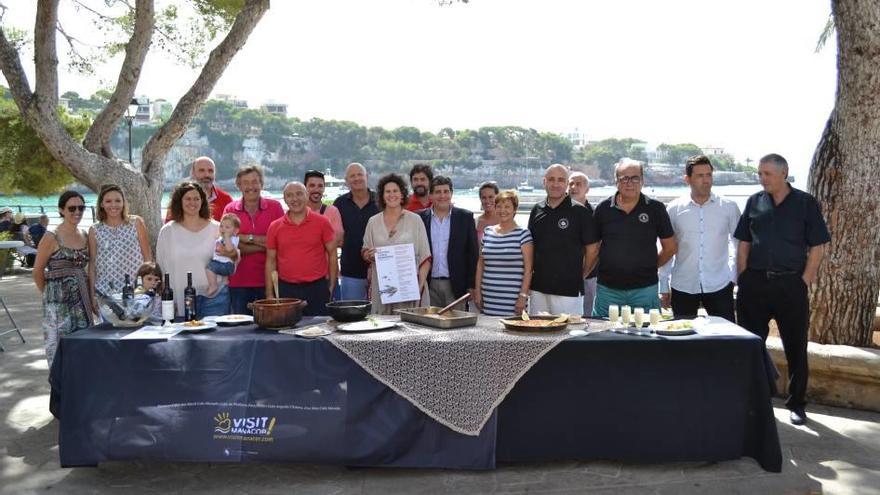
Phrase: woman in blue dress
[{"left": 473, "top": 190, "right": 534, "bottom": 317}]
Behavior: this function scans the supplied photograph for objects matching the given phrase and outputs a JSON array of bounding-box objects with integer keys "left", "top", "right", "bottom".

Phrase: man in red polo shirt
[
  {"left": 165, "top": 157, "right": 233, "bottom": 222},
  {"left": 265, "top": 182, "right": 337, "bottom": 316},
  {"left": 223, "top": 165, "right": 284, "bottom": 314},
  {"left": 405, "top": 163, "right": 433, "bottom": 212}
]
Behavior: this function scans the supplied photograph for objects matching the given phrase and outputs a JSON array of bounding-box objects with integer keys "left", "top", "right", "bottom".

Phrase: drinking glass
[
  {"left": 621, "top": 305, "right": 632, "bottom": 326},
  {"left": 633, "top": 307, "right": 645, "bottom": 327},
  {"left": 649, "top": 308, "right": 661, "bottom": 327},
  {"left": 608, "top": 304, "right": 619, "bottom": 324}
]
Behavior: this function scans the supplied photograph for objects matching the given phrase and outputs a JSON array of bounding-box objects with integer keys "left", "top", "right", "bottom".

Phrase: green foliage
[
  {"left": 656, "top": 143, "right": 703, "bottom": 165},
  {"left": 706, "top": 153, "right": 756, "bottom": 173},
  {"left": 576, "top": 138, "right": 647, "bottom": 179},
  {"left": 816, "top": 14, "right": 835, "bottom": 53},
  {"left": 0, "top": 88, "right": 89, "bottom": 196},
  {"left": 60, "top": 0, "right": 244, "bottom": 72}
]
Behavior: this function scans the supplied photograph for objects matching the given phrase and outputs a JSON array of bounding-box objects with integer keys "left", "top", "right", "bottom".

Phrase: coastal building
[
  {"left": 133, "top": 97, "right": 151, "bottom": 124},
  {"left": 151, "top": 99, "right": 173, "bottom": 121},
  {"left": 560, "top": 127, "right": 588, "bottom": 149},
  {"left": 260, "top": 101, "right": 288, "bottom": 116},
  {"left": 214, "top": 94, "right": 249, "bottom": 108}
]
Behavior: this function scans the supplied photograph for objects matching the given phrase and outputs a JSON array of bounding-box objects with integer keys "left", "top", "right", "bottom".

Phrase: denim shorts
[{"left": 207, "top": 259, "right": 235, "bottom": 276}]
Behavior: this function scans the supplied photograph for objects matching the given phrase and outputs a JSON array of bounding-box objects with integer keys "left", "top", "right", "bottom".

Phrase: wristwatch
[{"left": 248, "top": 234, "right": 254, "bottom": 243}]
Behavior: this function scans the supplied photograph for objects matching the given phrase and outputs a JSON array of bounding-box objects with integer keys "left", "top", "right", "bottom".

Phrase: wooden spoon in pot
[
  {"left": 436, "top": 292, "right": 472, "bottom": 315},
  {"left": 271, "top": 270, "right": 280, "bottom": 303}
]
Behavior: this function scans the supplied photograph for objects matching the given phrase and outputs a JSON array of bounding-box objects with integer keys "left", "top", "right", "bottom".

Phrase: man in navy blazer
[{"left": 418, "top": 176, "right": 479, "bottom": 310}]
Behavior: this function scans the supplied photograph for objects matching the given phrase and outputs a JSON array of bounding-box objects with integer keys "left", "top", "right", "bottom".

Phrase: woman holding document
[{"left": 362, "top": 173, "right": 431, "bottom": 315}]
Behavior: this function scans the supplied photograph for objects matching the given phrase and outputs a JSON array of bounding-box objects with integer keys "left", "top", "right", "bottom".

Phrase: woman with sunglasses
[
  {"left": 88, "top": 184, "right": 152, "bottom": 315},
  {"left": 33, "top": 190, "right": 94, "bottom": 366}
]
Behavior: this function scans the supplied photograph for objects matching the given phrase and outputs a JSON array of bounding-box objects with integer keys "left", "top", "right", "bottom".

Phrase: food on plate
[
  {"left": 183, "top": 320, "right": 205, "bottom": 327},
  {"left": 225, "top": 315, "right": 247, "bottom": 321},
  {"left": 298, "top": 327, "right": 327, "bottom": 337},
  {"left": 502, "top": 318, "right": 564, "bottom": 328},
  {"left": 658, "top": 320, "right": 694, "bottom": 331}
]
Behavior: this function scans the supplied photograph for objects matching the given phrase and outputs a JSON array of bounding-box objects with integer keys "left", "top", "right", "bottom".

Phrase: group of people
[
  {"left": 0, "top": 207, "right": 49, "bottom": 267},
  {"left": 30, "top": 152, "right": 830, "bottom": 425}
]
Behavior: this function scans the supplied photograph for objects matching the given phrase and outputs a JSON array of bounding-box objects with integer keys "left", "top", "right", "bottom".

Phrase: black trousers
[
  {"left": 735, "top": 269, "right": 809, "bottom": 410},
  {"left": 279, "top": 278, "right": 330, "bottom": 316},
  {"left": 671, "top": 282, "right": 736, "bottom": 322}
]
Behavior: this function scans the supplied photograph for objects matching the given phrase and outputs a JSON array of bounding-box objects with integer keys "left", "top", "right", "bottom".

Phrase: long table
[{"left": 49, "top": 317, "right": 782, "bottom": 471}]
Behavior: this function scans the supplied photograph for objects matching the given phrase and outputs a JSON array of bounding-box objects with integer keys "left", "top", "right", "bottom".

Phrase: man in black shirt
[
  {"left": 569, "top": 171, "right": 598, "bottom": 316},
  {"left": 332, "top": 163, "right": 379, "bottom": 300},
  {"left": 735, "top": 153, "right": 830, "bottom": 426},
  {"left": 528, "top": 164, "right": 596, "bottom": 316},
  {"left": 586, "top": 159, "right": 677, "bottom": 317}
]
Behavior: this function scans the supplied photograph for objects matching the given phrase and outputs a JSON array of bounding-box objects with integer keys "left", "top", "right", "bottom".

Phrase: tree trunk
[
  {"left": 0, "top": 0, "right": 270, "bottom": 246},
  {"left": 807, "top": 0, "right": 880, "bottom": 346}
]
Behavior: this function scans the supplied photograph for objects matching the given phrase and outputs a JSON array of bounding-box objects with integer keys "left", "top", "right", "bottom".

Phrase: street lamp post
[{"left": 125, "top": 98, "right": 140, "bottom": 164}]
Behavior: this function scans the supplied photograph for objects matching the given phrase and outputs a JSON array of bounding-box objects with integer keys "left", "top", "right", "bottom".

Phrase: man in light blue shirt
[{"left": 659, "top": 155, "right": 741, "bottom": 321}]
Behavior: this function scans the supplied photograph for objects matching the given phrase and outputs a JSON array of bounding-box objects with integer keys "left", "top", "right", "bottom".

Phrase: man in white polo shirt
[{"left": 659, "top": 155, "right": 741, "bottom": 321}]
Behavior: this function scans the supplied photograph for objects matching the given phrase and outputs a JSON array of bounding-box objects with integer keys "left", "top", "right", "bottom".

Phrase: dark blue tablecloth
[{"left": 49, "top": 319, "right": 781, "bottom": 471}]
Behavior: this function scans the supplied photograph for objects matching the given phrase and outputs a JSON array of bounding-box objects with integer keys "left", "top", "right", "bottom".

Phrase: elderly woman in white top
[{"left": 157, "top": 181, "right": 237, "bottom": 318}]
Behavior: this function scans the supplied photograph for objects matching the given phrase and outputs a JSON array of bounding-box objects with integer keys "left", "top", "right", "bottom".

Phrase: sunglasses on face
[{"left": 66, "top": 205, "right": 87, "bottom": 213}]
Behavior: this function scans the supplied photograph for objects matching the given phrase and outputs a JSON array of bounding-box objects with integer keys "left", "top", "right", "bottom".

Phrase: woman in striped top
[{"left": 473, "top": 190, "right": 534, "bottom": 316}]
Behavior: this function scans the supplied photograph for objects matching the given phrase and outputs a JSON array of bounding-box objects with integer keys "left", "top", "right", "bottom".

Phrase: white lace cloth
[{"left": 326, "top": 316, "right": 572, "bottom": 436}]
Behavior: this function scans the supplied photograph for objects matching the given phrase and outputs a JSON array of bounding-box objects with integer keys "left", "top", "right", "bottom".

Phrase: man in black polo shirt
[
  {"left": 735, "top": 153, "right": 830, "bottom": 426},
  {"left": 332, "top": 162, "right": 379, "bottom": 300},
  {"left": 586, "top": 159, "right": 676, "bottom": 317},
  {"left": 528, "top": 164, "right": 596, "bottom": 316}
]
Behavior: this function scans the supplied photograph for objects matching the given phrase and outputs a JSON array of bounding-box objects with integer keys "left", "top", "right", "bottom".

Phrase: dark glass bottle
[
  {"left": 161, "top": 273, "right": 175, "bottom": 322},
  {"left": 121, "top": 274, "right": 134, "bottom": 302},
  {"left": 184, "top": 271, "right": 197, "bottom": 321}
]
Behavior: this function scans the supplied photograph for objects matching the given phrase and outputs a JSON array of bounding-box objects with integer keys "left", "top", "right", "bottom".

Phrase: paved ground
[{"left": 1, "top": 268, "right": 879, "bottom": 495}]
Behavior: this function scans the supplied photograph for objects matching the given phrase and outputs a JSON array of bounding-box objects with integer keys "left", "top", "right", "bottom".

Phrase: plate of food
[
  {"left": 214, "top": 314, "right": 255, "bottom": 326},
  {"left": 500, "top": 313, "right": 569, "bottom": 332},
  {"left": 566, "top": 315, "right": 587, "bottom": 325},
  {"left": 174, "top": 320, "right": 218, "bottom": 333},
  {"left": 294, "top": 327, "right": 332, "bottom": 338},
  {"left": 336, "top": 319, "right": 398, "bottom": 333},
  {"left": 653, "top": 319, "right": 697, "bottom": 336}
]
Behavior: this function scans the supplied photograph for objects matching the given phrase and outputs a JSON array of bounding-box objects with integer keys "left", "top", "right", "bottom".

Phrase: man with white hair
[
  {"left": 586, "top": 159, "right": 676, "bottom": 317},
  {"left": 735, "top": 153, "right": 830, "bottom": 426},
  {"left": 568, "top": 171, "right": 598, "bottom": 316},
  {"left": 527, "top": 164, "right": 596, "bottom": 316},
  {"left": 333, "top": 162, "right": 379, "bottom": 300}
]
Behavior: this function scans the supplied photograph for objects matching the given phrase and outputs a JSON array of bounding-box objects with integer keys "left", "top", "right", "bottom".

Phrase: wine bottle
[
  {"left": 184, "top": 271, "right": 197, "bottom": 321},
  {"left": 121, "top": 274, "right": 134, "bottom": 302},
  {"left": 96, "top": 288, "right": 126, "bottom": 320},
  {"left": 161, "top": 273, "right": 175, "bottom": 322}
]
